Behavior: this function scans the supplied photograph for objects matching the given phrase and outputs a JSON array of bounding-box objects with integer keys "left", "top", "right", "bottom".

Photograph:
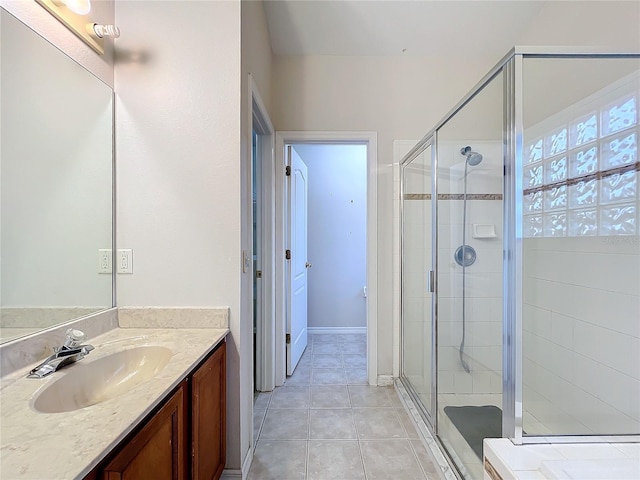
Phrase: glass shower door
[
  {"left": 435, "top": 70, "right": 504, "bottom": 480},
  {"left": 401, "top": 140, "right": 435, "bottom": 420}
]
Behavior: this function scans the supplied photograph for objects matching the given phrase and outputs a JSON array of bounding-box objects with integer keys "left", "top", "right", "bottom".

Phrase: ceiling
[{"left": 263, "top": 0, "right": 547, "bottom": 57}]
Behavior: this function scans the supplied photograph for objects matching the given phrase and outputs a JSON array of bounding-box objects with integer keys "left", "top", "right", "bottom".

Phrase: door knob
[{"left": 305, "top": 262, "right": 312, "bottom": 268}]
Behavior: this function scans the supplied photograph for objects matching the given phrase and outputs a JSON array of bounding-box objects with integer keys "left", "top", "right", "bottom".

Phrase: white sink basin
[{"left": 30, "top": 345, "right": 173, "bottom": 413}]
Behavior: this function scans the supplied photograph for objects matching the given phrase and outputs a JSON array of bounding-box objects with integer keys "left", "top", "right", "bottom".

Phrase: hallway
[{"left": 249, "top": 334, "right": 441, "bottom": 479}]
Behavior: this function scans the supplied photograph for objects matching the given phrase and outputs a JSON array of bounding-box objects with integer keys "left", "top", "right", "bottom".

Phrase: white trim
[
  {"left": 275, "top": 131, "right": 378, "bottom": 386},
  {"left": 220, "top": 470, "right": 242, "bottom": 479},
  {"left": 274, "top": 134, "right": 287, "bottom": 386},
  {"left": 394, "top": 379, "right": 459, "bottom": 480},
  {"left": 221, "top": 444, "right": 253, "bottom": 480},
  {"left": 308, "top": 327, "right": 367, "bottom": 335},
  {"left": 249, "top": 74, "right": 276, "bottom": 393},
  {"left": 377, "top": 375, "right": 394, "bottom": 386}
]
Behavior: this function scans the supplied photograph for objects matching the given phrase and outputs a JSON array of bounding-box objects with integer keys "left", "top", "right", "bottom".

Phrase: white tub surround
[
  {"left": 0, "top": 315, "right": 229, "bottom": 479},
  {"left": 483, "top": 438, "right": 640, "bottom": 480}
]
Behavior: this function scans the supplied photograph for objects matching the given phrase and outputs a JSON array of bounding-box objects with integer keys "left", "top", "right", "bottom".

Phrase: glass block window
[
  {"left": 544, "top": 185, "right": 567, "bottom": 211},
  {"left": 523, "top": 88, "right": 639, "bottom": 238},
  {"left": 569, "top": 209, "right": 598, "bottom": 236},
  {"left": 524, "top": 164, "right": 543, "bottom": 188},
  {"left": 569, "top": 146, "right": 598, "bottom": 178},
  {"left": 544, "top": 213, "right": 567, "bottom": 237},
  {"left": 544, "top": 156, "right": 567, "bottom": 183},
  {"left": 526, "top": 138, "right": 543, "bottom": 164},
  {"left": 600, "top": 171, "right": 637, "bottom": 204},
  {"left": 545, "top": 127, "right": 568, "bottom": 157},
  {"left": 569, "top": 179, "right": 598, "bottom": 209},
  {"left": 601, "top": 132, "right": 636, "bottom": 169},
  {"left": 524, "top": 191, "right": 543, "bottom": 213},
  {"left": 570, "top": 113, "right": 598, "bottom": 148},
  {"left": 524, "top": 214, "right": 543, "bottom": 237},
  {"left": 601, "top": 96, "right": 637, "bottom": 136},
  {"left": 600, "top": 204, "right": 637, "bottom": 235}
]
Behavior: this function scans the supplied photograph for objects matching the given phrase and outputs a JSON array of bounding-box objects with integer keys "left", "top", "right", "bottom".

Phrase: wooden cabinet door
[
  {"left": 103, "top": 383, "right": 187, "bottom": 480},
  {"left": 191, "top": 342, "right": 226, "bottom": 480}
]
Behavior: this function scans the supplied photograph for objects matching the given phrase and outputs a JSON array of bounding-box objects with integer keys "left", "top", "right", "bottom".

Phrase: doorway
[
  {"left": 284, "top": 143, "right": 369, "bottom": 375},
  {"left": 251, "top": 82, "right": 276, "bottom": 395},
  {"left": 273, "top": 132, "right": 378, "bottom": 387}
]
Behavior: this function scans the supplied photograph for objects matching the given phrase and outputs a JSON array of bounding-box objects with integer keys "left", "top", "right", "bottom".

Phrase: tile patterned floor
[{"left": 249, "top": 334, "right": 442, "bottom": 480}]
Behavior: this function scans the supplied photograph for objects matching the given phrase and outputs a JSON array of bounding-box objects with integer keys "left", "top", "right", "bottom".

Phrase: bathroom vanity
[
  {"left": 85, "top": 340, "right": 226, "bottom": 480},
  {"left": 0, "top": 324, "right": 228, "bottom": 480}
]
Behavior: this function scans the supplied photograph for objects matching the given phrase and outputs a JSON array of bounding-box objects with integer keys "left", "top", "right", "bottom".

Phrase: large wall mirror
[{"left": 1, "top": 8, "right": 113, "bottom": 344}]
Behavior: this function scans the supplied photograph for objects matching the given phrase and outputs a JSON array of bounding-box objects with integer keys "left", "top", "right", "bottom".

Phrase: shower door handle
[{"left": 427, "top": 270, "right": 435, "bottom": 293}]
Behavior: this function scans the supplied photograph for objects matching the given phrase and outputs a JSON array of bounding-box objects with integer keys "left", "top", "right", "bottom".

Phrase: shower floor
[
  {"left": 438, "top": 393, "right": 501, "bottom": 479},
  {"left": 438, "top": 393, "right": 554, "bottom": 479},
  {"left": 444, "top": 405, "right": 502, "bottom": 459}
]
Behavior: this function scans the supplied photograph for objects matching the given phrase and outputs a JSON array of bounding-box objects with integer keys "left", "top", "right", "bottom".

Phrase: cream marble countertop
[{"left": 0, "top": 327, "right": 228, "bottom": 480}]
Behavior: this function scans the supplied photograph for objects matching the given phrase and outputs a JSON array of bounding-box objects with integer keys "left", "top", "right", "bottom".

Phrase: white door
[{"left": 286, "top": 147, "right": 309, "bottom": 375}]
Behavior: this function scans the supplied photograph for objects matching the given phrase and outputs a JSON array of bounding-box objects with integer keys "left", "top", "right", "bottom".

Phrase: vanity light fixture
[
  {"left": 60, "top": 0, "right": 91, "bottom": 15},
  {"left": 35, "top": 0, "right": 120, "bottom": 55}
]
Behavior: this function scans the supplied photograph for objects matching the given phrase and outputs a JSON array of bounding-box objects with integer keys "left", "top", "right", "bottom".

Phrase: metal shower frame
[{"left": 398, "top": 46, "right": 640, "bottom": 471}]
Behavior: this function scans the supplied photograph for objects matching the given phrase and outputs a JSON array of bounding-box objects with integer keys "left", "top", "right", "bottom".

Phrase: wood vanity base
[{"left": 84, "top": 340, "right": 226, "bottom": 480}]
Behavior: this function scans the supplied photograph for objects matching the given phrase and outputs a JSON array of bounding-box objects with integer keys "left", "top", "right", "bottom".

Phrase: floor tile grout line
[
  {"left": 304, "top": 439, "right": 309, "bottom": 480},
  {"left": 407, "top": 436, "right": 432, "bottom": 479},
  {"left": 305, "top": 405, "right": 310, "bottom": 479},
  {"left": 357, "top": 436, "right": 369, "bottom": 480}
]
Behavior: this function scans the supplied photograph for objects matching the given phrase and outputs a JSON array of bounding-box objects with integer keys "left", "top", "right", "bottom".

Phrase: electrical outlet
[
  {"left": 117, "top": 249, "right": 133, "bottom": 274},
  {"left": 98, "top": 249, "right": 112, "bottom": 274}
]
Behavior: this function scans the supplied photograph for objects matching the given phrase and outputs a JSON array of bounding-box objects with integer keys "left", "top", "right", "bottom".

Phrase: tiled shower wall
[
  {"left": 437, "top": 198, "right": 503, "bottom": 395},
  {"left": 437, "top": 141, "right": 504, "bottom": 396},
  {"left": 523, "top": 235, "right": 640, "bottom": 434},
  {"left": 521, "top": 67, "right": 640, "bottom": 435},
  {"left": 395, "top": 140, "right": 505, "bottom": 397}
]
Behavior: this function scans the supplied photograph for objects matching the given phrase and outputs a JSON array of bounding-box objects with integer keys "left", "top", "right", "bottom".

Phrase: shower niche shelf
[{"left": 472, "top": 224, "right": 497, "bottom": 239}]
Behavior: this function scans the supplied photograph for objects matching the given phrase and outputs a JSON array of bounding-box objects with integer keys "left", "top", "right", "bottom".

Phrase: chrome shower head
[{"left": 460, "top": 146, "right": 483, "bottom": 166}]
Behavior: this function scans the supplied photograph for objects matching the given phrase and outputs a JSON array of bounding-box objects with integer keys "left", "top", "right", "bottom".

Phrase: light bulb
[
  {"left": 93, "top": 24, "right": 120, "bottom": 38},
  {"left": 61, "top": 0, "right": 91, "bottom": 15}
]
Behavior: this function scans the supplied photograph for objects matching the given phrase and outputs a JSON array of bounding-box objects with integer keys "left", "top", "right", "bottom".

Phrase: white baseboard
[
  {"left": 220, "top": 469, "right": 242, "bottom": 479},
  {"left": 308, "top": 327, "right": 366, "bottom": 335},
  {"left": 377, "top": 375, "right": 394, "bottom": 386},
  {"left": 221, "top": 446, "right": 253, "bottom": 479}
]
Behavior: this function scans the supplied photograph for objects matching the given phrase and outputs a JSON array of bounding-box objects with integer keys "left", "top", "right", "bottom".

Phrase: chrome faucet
[{"left": 27, "top": 328, "right": 94, "bottom": 378}]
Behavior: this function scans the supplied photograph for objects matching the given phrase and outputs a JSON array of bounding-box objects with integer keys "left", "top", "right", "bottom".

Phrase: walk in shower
[{"left": 400, "top": 48, "right": 640, "bottom": 480}]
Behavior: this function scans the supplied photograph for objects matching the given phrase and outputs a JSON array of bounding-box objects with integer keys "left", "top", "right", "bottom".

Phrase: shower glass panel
[
  {"left": 521, "top": 57, "right": 640, "bottom": 436},
  {"left": 399, "top": 50, "right": 640, "bottom": 480},
  {"left": 401, "top": 141, "right": 434, "bottom": 420},
  {"left": 436, "top": 70, "right": 504, "bottom": 480}
]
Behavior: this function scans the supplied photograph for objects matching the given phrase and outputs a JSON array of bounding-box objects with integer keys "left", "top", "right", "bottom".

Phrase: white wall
[
  {"left": 114, "top": 0, "right": 244, "bottom": 471},
  {"left": 0, "top": 0, "right": 114, "bottom": 87},
  {"left": 241, "top": 0, "right": 273, "bottom": 471},
  {"left": 293, "top": 144, "right": 367, "bottom": 330},
  {"left": 273, "top": 54, "right": 496, "bottom": 374},
  {"left": 242, "top": 0, "right": 273, "bottom": 114},
  {"left": 517, "top": 0, "right": 640, "bottom": 51},
  {"left": 272, "top": 0, "right": 640, "bottom": 382}
]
